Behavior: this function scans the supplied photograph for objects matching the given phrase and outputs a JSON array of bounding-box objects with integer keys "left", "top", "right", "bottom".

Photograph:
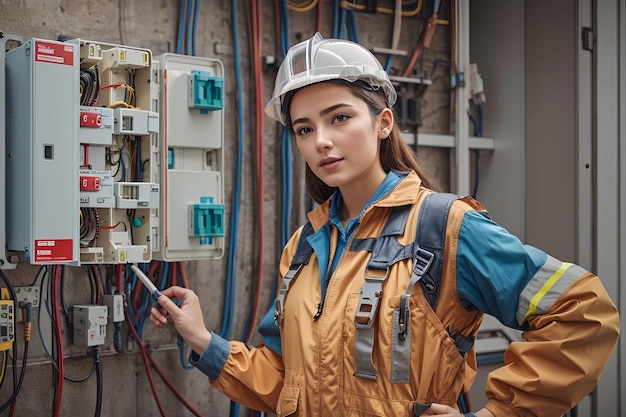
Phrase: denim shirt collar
[{"left": 329, "top": 170, "right": 406, "bottom": 235}]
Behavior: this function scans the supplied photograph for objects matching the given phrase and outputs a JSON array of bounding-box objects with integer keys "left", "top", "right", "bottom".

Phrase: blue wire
[
  {"left": 176, "top": 0, "right": 187, "bottom": 54},
  {"left": 192, "top": 0, "right": 202, "bottom": 56},
  {"left": 346, "top": 9, "right": 359, "bottom": 43},
  {"left": 221, "top": 0, "right": 244, "bottom": 340},
  {"left": 186, "top": 0, "right": 195, "bottom": 55},
  {"left": 467, "top": 114, "right": 479, "bottom": 137},
  {"left": 337, "top": 7, "right": 346, "bottom": 39},
  {"left": 332, "top": 0, "right": 340, "bottom": 38},
  {"left": 230, "top": 401, "right": 240, "bottom": 417},
  {"left": 477, "top": 104, "right": 484, "bottom": 136},
  {"left": 280, "top": 0, "right": 290, "bottom": 56}
]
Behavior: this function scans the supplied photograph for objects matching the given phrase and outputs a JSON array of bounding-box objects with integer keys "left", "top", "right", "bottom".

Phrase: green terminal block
[
  {"left": 188, "top": 70, "right": 224, "bottom": 113},
  {"left": 189, "top": 202, "right": 225, "bottom": 238}
]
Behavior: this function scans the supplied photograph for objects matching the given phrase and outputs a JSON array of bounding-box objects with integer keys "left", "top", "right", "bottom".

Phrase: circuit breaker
[
  {"left": 5, "top": 39, "right": 80, "bottom": 265},
  {"left": 153, "top": 54, "right": 225, "bottom": 261},
  {"left": 70, "top": 39, "right": 161, "bottom": 264}
]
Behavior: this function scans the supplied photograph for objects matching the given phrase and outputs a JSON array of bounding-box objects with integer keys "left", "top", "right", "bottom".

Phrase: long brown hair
[{"left": 286, "top": 81, "right": 439, "bottom": 205}]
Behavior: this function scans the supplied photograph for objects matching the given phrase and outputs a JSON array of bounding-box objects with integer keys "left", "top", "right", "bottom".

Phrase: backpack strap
[
  {"left": 392, "top": 193, "right": 467, "bottom": 383},
  {"left": 274, "top": 222, "right": 315, "bottom": 327}
]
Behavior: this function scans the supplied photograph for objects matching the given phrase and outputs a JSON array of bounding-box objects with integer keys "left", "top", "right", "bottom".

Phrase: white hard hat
[{"left": 265, "top": 33, "right": 397, "bottom": 125}]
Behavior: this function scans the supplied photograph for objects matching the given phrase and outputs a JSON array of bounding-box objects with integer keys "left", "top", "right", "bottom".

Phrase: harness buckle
[
  {"left": 413, "top": 247, "right": 434, "bottom": 278},
  {"left": 354, "top": 267, "right": 388, "bottom": 330},
  {"left": 274, "top": 299, "right": 282, "bottom": 327},
  {"left": 398, "top": 294, "right": 410, "bottom": 340}
]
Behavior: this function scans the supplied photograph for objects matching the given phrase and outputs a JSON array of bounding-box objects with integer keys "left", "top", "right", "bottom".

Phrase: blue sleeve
[
  {"left": 456, "top": 210, "right": 547, "bottom": 329},
  {"left": 188, "top": 331, "right": 230, "bottom": 380},
  {"left": 257, "top": 303, "right": 282, "bottom": 356}
]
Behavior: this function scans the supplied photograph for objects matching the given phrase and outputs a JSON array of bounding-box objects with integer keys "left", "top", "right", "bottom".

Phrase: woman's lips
[{"left": 319, "top": 157, "right": 342, "bottom": 170}]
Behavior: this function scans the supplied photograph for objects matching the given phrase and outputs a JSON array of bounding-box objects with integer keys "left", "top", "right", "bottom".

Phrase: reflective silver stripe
[
  {"left": 517, "top": 255, "right": 586, "bottom": 324},
  {"left": 354, "top": 273, "right": 386, "bottom": 380},
  {"left": 354, "top": 325, "right": 378, "bottom": 380}
]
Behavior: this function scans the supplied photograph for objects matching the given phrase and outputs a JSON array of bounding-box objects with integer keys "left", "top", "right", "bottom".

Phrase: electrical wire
[
  {"left": 240, "top": 0, "right": 265, "bottom": 346},
  {"left": 340, "top": 0, "right": 420, "bottom": 16},
  {"left": 52, "top": 266, "right": 64, "bottom": 417},
  {"left": 177, "top": 0, "right": 188, "bottom": 54},
  {"left": 220, "top": 0, "right": 245, "bottom": 340},
  {"left": 192, "top": 0, "right": 202, "bottom": 56},
  {"left": 287, "top": 0, "right": 318, "bottom": 13},
  {"left": 384, "top": 0, "right": 403, "bottom": 72},
  {"left": 126, "top": 307, "right": 205, "bottom": 417},
  {"left": 401, "top": 0, "right": 442, "bottom": 77},
  {"left": 0, "top": 270, "right": 27, "bottom": 415}
]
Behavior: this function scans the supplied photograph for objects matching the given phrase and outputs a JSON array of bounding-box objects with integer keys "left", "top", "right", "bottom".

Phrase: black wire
[
  {"left": 0, "top": 351, "right": 6, "bottom": 391},
  {"left": 94, "top": 347, "right": 103, "bottom": 417},
  {"left": 0, "top": 342, "right": 28, "bottom": 413},
  {"left": 0, "top": 269, "right": 20, "bottom": 411},
  {"left": 50, "top": 266, "right": 60, "bottom": 417}
]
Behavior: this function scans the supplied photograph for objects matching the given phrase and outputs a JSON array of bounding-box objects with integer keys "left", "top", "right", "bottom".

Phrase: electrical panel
[
  {"left": 5, "top": 38, "right": 80, "bottom": 265},
  {"left": 153, "top": 53, "right": 225, "bottom": 261},
  {"left": 1, "top": 37, "right": 225, "bottom": 267},
  {"left": 71, "top": 39, "right": 160, "bottom": 265}
]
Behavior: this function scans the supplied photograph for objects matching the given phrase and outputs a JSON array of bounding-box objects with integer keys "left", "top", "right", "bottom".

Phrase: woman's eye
[
  {"left": 296, "top": 126, "right": 312, "bottom": 136},
  {"left": 333, "top": 114, "right": 350, "bottom": 123}
]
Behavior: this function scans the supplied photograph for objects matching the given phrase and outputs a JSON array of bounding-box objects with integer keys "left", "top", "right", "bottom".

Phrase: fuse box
[
  {"left": 153, "top": 53, "right": 225, "bottom": 261},
  {"left": 5, "top": 38, "right": 80, "bottom": 265}
]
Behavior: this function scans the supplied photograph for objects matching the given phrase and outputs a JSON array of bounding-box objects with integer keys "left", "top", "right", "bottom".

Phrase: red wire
[
  {"left": 91, "top": 265, "right": 102, "bottom": 304},
  {"left": 401, "top": 12, "right": 440, "bottom": 77},
  {"left": 179, "top": 262, "right": 189, "bottom": 288},
  {"left": 126, "top": 312, "right": 204, "bottom": 417},
  {"left": 170, "top": 262, "right": 178, "bottom": 287},
  {"left": 53, "top": 266, "right": 64, "bottom": 417},
  {"left": 243, "top": 0, "right": 265, "bottom": 345},
  {"left": 126, "top": 313, "right": 168, "bottom": 417},
  {"left": 316, "top": 0, "right": 323, "bottom": 34},
  {"left": 117, "top": 263, "right": 123, "bottom": 294}
]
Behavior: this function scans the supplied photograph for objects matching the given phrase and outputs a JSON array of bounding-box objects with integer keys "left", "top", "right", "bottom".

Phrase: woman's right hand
[{"left": 150, "top": 286, "right": 212, "bottom": 355}]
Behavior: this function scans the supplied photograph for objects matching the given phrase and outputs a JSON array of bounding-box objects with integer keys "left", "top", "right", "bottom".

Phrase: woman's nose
[{"left": 314, "top": 129, "right": 332, "bottom": 150}]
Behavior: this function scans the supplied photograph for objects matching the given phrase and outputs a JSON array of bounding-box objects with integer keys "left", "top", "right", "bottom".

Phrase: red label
[
  {"left": 34, "top": 41, "right": 74, "bottom": 66},
  {"left": 34, "top": 239, "right": 74, "bottom": 262},
  {"left": 80, "top": 176, "right": 101, "bottom": 191},
  {"left": 80, "top": 112, "right": 102, "bottom": 127}
]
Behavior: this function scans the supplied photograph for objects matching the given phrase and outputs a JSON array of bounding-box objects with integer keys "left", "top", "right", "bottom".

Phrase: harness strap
[
  {"left": 274, "top": 222, "right": 314, "bottom": 326},
  {"left": 392, "top": 192, "right": 459, "bottom": 383},
  {"left": 351, "top": 206, "right": 413, "bottom": 380}
]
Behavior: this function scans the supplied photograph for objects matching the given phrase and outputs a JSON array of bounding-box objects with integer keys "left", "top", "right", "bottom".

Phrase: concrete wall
[{"left": 0, "top": 1, "right": 452, "bottom": 416}]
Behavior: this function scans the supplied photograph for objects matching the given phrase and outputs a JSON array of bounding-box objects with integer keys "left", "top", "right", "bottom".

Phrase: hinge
[{"left": 581, "top": 27, "right": 593, "bottom": 51}]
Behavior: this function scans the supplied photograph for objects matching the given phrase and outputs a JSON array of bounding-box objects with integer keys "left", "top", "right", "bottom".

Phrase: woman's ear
[{"left": 378, "top": 108, "right": 394, "bottom": 139}]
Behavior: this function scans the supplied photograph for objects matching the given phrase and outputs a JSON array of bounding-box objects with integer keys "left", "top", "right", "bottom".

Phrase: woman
[{"left": 151, "top": 33, "right": 620, "bottom": 417}]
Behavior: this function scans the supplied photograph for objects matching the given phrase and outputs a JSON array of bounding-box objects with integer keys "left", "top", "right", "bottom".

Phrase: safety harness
[{"left": 274, "top": 192, "right": 474, "bottom": 382}]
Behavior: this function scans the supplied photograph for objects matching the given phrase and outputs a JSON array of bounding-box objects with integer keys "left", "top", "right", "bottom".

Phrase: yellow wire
[
  {"left": 340, "top": 1, "right": 449, "bottom": 23},
  {"left": 109, "top": 101, "right": 135, "bottom": 109},
  {"left": 0, "top": 351, "right": 6, "bottom": 384},
  {"left": 288, "top": 0, "right": 318, "bottom": 13},
  {"left": 340, "top": 0, "right": 422, "bottom": 17}
]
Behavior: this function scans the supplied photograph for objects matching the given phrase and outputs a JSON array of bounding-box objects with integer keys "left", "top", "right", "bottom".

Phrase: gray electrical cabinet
[{"left": 5, "top": 39, "right": 79, "bottom": 265}]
